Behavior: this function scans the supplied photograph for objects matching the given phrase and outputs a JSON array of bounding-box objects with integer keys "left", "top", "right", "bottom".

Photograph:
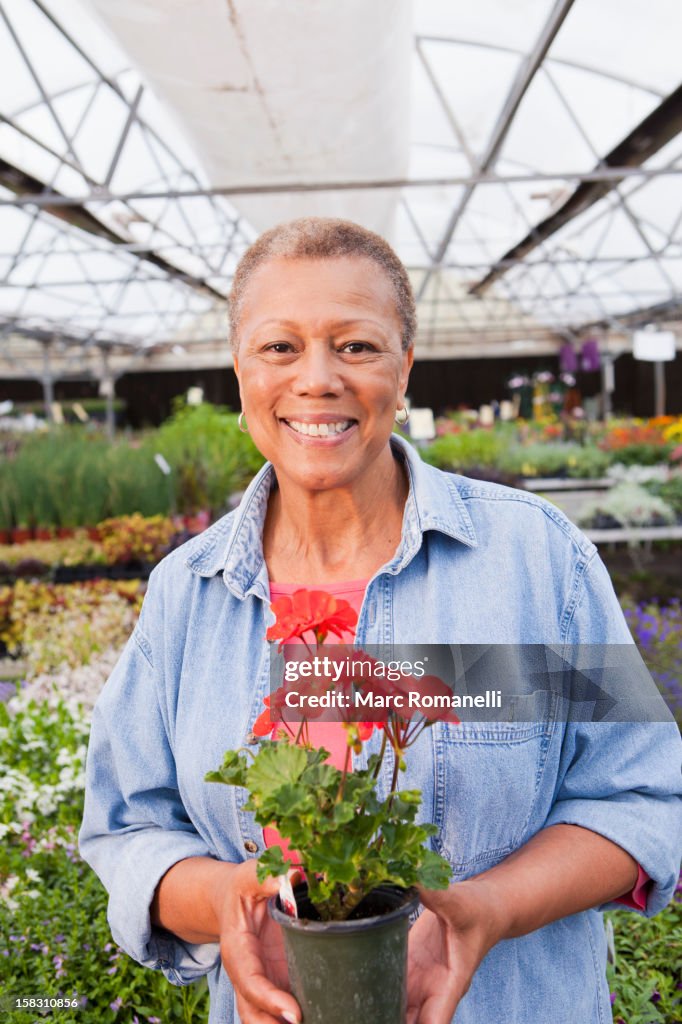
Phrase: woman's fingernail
[{"left": 282, "top": 1013, "right": 298, "bottom": 1024}]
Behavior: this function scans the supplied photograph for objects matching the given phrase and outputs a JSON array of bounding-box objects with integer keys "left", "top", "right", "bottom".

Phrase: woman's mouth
[{"left": 282, "top": 419, "right": 355, "bottom": 437}]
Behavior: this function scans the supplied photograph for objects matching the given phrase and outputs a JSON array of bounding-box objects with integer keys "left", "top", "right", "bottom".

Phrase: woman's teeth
[{"left": 286, "top": 420, "right": 352, "bottom": 437}]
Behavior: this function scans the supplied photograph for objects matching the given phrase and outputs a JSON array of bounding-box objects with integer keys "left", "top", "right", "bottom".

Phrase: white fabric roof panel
[{"left": 0, "top": 0, "right": 680, "bottom": 379}]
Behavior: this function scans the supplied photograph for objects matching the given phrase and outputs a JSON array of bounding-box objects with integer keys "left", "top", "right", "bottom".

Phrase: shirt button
[
  {"left": 244, "top": 840, "right": 259, "bottom": 854},
  {"left": 245, "top": 731, "right": 258, "bottom": 745}
]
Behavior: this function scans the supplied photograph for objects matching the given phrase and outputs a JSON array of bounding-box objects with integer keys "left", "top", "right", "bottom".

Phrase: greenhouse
[{"left": 1, "top": 2, "right": 680, "bottom": 1023}]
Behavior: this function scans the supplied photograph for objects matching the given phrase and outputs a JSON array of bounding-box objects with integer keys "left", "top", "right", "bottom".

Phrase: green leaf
[
  {"left": 204, "top": 748, "right": 248, "bottom": 787},
  {"left": 417, "top": 848, "right": 453, "bottom": 890},
  {"left": 256, "top": 846, "right": 289, "bottom": 881},
  {"left": 267, "top": 782, "right": 315, "bottom": 817},
  {"left": 247, "top": 743, "right": 307, "bottom": 798},
  {"left": 332, "top": 802, "right": 356, "bottom": 825}
]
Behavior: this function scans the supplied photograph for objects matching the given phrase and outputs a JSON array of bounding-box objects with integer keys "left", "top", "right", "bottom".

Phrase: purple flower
[
  {"left": 107, "top": 965, "right": 117, "bottom": 975},
  {"left": 110, "top": 997, "right": 122, "bottom": 1013},
  {"left": 651, "top": 990, "right": 661, "bottom": 1004},
  {"left": 610, "top": 992, "right": 616, "bottom": 1006}
]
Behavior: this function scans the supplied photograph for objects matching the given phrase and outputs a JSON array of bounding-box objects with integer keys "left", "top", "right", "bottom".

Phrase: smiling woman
[
  {"left": 79, "top": 217, "right": 682, "bottom": 1024},
  {"left": 233, "top": 250, "right": 413, "bottom": 581}
]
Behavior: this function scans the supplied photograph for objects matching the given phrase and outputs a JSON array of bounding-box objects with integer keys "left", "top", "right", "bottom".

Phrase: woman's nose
[{"left": 291, "top": 345, "right": 344, "bottom": 397}]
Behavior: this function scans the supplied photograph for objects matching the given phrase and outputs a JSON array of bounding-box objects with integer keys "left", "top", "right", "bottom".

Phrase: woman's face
[{"left": 233, "top": 256, "right": 413, "bottom": 493}]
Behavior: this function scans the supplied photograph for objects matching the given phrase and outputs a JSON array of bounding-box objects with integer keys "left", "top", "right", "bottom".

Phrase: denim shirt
[{"left": 79, "top": 434, "right": 682, "bottom": 1024}]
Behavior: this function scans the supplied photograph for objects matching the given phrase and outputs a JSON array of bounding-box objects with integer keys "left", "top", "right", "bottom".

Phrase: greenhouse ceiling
[{"left": 0, "top": 0, "right": 681, "bottom": 384}]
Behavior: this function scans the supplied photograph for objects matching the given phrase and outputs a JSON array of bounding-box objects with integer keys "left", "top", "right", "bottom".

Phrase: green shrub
[
  {"left": 105, "top": 446, "right": 172, "bottom": 519},
  {"left": 0, "top": 404, "right": 266, "bottom": 527},
  {"left": 606, "top": 443, "right": 676, "bottom": 467},
  {"left": 0, "top": 461, "right": 16, "bottom": 530},
  {"left": 606, "top": 891, "right": 682, "bottom": 1023},
  {"left": 146, "top": 402, "right": 264, "bottom": 515},
  {"left": 565, "top": 445, "right": 612, "bottom": 479},
  {"left": 421, "top": 430, "right": 510, "bottom": 471},
  {"left": 497, "top": 442, "right": 583, "bottom": 478}
]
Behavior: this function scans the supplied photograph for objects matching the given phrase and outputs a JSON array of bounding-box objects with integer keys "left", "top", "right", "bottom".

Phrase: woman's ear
[
  {"left": 232, "top": 352, "right": 243, "bottom": 407},
  {"left": 398, "top": 345, "right": 414, "bottom": 399}
]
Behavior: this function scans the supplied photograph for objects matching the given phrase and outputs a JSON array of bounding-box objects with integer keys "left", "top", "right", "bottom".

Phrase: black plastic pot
[{"left": 269, "top": 884, "right": 419, "bottom": 1024}]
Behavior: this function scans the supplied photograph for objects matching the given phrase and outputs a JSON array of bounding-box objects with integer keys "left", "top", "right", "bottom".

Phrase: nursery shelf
[
  {"left": 585, "top": 526, "right": 682, "bottom": 543},
  {"left": 524, "top": 478, "right": 614, "bottom": 491}
]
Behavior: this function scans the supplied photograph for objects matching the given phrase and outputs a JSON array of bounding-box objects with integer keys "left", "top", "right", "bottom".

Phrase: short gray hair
[{"left": 228, "top": 217, "right": 416, "bottom": 351}]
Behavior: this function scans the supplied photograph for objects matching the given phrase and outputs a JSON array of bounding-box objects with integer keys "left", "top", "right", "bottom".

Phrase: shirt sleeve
[
  {"left": 545, "top": 551, "right": 682, "bottom": 916},
  {"left": 78, "top": 571, "right": 221, "bottom": 985}
]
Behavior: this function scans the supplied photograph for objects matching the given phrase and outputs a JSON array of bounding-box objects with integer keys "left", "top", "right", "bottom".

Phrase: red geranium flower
[
  {"left": 252, "top": 696, "right": 277, "bottom": 738},
  {"left": 266, "top": 589, "right": 358, "bottom": 647},
  {"left": 357, "top": 721, "right": 383, "bottom": 741},
  {"left": 252, "top": 687, "right": 290, "bottom": 738}
]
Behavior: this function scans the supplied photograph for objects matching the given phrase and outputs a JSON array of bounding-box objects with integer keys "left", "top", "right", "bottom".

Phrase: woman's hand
[
  {"left": 212, "top": 861, "right": 301, "bottom": 1024},
  {"left": 406, "top": 883, "right": 502, "bottom": 1024}
]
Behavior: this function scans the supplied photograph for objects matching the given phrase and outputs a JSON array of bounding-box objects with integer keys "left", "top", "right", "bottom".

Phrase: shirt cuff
[{"left": 613, "top": 865, "right": 651, "bottom": 911}]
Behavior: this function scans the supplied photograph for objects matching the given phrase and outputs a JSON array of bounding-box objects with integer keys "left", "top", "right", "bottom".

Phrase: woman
[{"left": 79, "top": 218, "right": 682, "bottom": 1024}]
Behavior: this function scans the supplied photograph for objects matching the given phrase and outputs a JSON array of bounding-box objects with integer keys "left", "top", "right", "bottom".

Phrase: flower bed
[
  {"left": 620, "top": 599, "right": 682, "bottom": 727},
  {"left": 606, "top": 881, "right": 682, "bottom": 1022},
  {"left": 422, "top": 416, "right": 682, "bottom": 482},
  {"left": 0, "top": 690, "right": 209, "bottom": 1023},
  {"left": 0, "top": 403, "right": 264, "bottom": 535},
  {"left": 0, "top": 579, "right": 143, "bottom": 676},
  {"left": 0, "top": 516, "right": 178, "bottom": 583}
]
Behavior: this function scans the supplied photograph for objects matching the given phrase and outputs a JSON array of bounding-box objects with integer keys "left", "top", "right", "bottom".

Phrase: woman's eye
[
  {"left": 340, "top": 341, "right": 375, "bottom": 354},
  {"left": 265, "top": 342, "right": 294, "bottom": 353}
]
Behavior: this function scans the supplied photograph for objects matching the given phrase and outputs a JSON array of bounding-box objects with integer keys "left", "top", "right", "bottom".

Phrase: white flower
[{"left": 25, "top": 868, "right": 41, "bottom": 883}]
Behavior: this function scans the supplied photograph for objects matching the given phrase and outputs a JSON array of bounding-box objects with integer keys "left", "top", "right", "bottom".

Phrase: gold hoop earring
[
  {"left": 395, "top": 405, "right": 410, "bottom": 426},
  {"left": 238, "top": 411, "right": 249, "bottom": 433}
]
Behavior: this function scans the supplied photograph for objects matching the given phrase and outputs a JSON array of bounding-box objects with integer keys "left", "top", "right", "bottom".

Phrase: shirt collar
[{"left": 185, "top": 432, "right": 477, "bottom": 595}]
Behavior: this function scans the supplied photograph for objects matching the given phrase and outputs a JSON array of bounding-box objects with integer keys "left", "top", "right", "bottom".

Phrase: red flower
[
  {"left": 266, "top": 589, "right": 358, "bottom": 647},
  {"left": 357, "top": 721, "right": 382, "bottom": 741},
  {"left": 252, "top": 687, "right": 290, "bottom": 738},
  {"left": 252, "top": 695, "right": 278, "bottom": 738}
]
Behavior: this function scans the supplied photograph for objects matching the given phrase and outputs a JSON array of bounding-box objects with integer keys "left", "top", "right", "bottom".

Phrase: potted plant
[{"left": 207, "top": 590, "right": 456, "bottom": 1024}]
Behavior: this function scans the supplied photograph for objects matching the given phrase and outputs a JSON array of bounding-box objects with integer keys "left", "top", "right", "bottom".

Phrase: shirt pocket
[{"left": 432, "top": 692, "right": 557, "bottom": 875}]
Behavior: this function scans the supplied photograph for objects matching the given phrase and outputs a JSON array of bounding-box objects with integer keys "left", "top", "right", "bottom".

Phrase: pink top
[{"left": 264, "top": 579, "right": 649, "bottom": 910}]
